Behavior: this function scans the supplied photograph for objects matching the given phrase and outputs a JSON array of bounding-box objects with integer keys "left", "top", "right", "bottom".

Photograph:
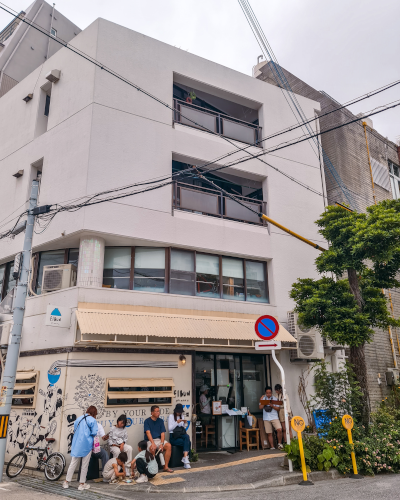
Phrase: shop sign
[{"left": 45, "top": 305, "right": 71, "bottom": 328}]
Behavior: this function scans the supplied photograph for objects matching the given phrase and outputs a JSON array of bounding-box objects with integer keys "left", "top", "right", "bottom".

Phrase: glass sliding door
[{"left": 242, "top": 354, "right": 266, "bottom": 414}]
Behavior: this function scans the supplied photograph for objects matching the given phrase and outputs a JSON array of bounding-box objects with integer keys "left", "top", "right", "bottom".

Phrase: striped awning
[{"left": 76, "top": 309, "right": 296, "bottom": 344}]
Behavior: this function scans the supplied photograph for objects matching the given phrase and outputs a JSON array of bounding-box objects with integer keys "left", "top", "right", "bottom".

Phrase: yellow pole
[
  {"left": 291, "top": 416, "right": 313, "bottom": 485},
  {"left": 297, "top": 430, "right": 308, "bottom": 482},
  {"left": 347, "top": 428, "right": 358, "bottom": 475},
  {"left": 260, "top": 214, "right": 327, "bottom": 252}
]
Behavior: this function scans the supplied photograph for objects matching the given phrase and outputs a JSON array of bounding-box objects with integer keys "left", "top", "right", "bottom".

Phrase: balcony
[
  {"left": 173, "top": 181, "right": 267, "bottom": 226},
  {"left": 173, "top": 99, "right": 262, "bottom": 147}
]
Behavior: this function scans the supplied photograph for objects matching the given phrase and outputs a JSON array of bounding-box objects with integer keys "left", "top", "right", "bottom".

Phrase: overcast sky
[{"left": 1, "top": 0, "right": 399, "bottom": 142}]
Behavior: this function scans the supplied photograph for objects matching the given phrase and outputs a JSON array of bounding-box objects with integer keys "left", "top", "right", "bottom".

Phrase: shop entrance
[{"left": 194, "top": 352, "right": 271, "bottom": 451}]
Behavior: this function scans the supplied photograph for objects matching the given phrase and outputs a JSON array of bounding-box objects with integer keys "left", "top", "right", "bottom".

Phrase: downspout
[
  {"left": 58, "top": 350, "right": 70, "bottom": 455},
  {"left": 46, "top": 3, "right": 55, "bottom": 60},
  {"left": 0, "top": 5, "right": 44, "bottom": 91}
]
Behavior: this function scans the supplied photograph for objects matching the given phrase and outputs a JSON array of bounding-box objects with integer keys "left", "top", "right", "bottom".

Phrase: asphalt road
[{"left": 2, "top": 475, "right": 400, "bottom": 500}]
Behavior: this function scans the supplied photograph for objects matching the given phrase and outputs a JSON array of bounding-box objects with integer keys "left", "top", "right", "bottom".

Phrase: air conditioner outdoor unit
[
  {"left": 323, "top": 337, "right": 347, "bottom": 351},
  {"left": 42, "top": 264, "right": 77, "bottom": 293},
  {"left": 287, "top": 311, "right": 324, "bottom": 361},
  {"left": 0, "top": 322, "right": 12, "bottom": 346}
]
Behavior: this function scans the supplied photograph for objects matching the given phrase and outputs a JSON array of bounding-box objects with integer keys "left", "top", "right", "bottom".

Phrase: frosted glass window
[
  {"left": 104, "top": 248, "right": 131, "bottom": 269},
  {"left": 245, "top": 261, "right": 268, "bottom": 303},
  {"left": 103, "top": 247, "right": 131, "bottom": 290},
  {"left": 134, "top": 248, "right": 165, "bottom": 293},
  {"left": 222, "top": 257, "right": 244, "bottom": 301},
  {"left": 196, "top": 254, "right": 220, "bottom": 298},
  {"left": 170, "top": 249, "right": 195, "bottom": 296},
  {"left": 0, "top": 264, "right": 5, "bottom": 299},
  {"left": 135, "top": 248, "right": 165, "bottom": 269}
]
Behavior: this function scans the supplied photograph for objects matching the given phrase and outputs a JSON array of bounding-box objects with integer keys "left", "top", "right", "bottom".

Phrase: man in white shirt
[
  {"left": 93, "top": 422, "right": 109, "bottom": 474},
  {"left": 259, "top": 386, "right": 283, "bottom": 450}
]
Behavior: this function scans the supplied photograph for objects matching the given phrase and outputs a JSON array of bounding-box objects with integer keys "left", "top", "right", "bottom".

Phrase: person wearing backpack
[
  {"left": 63, "top": 406, "right": 99, "bottom": 491},
  {"left": 168, "top": 403, "right": 191, "bottom": 469}
]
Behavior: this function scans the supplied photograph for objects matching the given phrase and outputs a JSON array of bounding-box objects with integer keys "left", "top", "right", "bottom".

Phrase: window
[
  {"left": 0, "top": 263, "right": 6, "bottom": 300},
  {"left": 134, "top": 247, "right": 166, "bottom": 292},
  {"left": 222, "top": 257, "right": 245, "bottom": 301},
  {"left": 5, "top": 261, "right": 16, "bottom": 297},
  {"left": 68, "top": 248, "right": 79, "bottom": 268},
  {"left": 196, "top": 253, "right": 220, "bottom": 298},
  {"left": 36, "top": 250, "right": 65, "bottom": 294},
  {"left": 44, "top": 94, "right": 51, "bottom": 116},
  {"left": 106, "top": 378, "right": 174, "bottom": 407},
  {"left": 103, "top": 247, "right": 131, "bottom": 290},
  {"left": 389, "top": 161, "right": 400, "bottom": 200},
  {"left": 242, "top": 355, "right": 266, "bottom": 413},
  {"left": 12, "top": 371, "right": 39, "bottom": 409},
  {"left": 50, "top": 27, "right": 57, "bottom": 37},
  {"left": 170, "top": 249, "right": 195, "bottom": 295},
  {"left": 245, "top": 261, "right": 268, "bottom": 303}
]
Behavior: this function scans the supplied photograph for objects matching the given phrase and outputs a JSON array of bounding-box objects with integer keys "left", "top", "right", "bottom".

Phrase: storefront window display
[{"left": 195, "top": 353, "right": 269, "bottom": 450}]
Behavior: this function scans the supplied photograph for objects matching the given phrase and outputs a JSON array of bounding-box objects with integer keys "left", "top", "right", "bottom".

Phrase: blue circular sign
[
  {"left": 126, "top": 418, "right": 133, "bottom": 428},
  {"left": 255, "top": 315, "right": 280, "bottom": 340}
]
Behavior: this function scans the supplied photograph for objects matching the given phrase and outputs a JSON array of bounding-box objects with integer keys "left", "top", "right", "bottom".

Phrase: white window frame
[
  {"left": 12, "top": 371, "right": 40, "bottom": 409},
  {"left": 105, "top": 377, "right": 175, "bottom": 407}
]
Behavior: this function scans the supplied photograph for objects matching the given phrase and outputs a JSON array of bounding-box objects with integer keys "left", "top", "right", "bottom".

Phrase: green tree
[{"left": 290, "top": 201, "right": 400, "bottom": 422}]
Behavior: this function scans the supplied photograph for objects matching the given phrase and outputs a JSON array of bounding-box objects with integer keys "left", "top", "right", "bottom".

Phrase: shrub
[{"left": 284, "top": 435, "right": 339, "bottom": 472}]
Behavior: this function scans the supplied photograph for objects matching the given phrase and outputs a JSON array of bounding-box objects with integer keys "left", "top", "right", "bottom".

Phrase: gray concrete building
[
  {"left": 0, "top": 0, "right": 80, "bottom": 97},
  {"left": 255, "top": 60, "right": 400, "bottom": 407}
]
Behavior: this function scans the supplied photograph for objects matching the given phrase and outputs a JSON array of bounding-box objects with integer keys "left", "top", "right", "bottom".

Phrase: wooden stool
[
  {"left": 239, "top": 421, "right": 259, "bottom": 451},
  {"left": 205, "top": 424, "right": 216, "bottom": 447}
]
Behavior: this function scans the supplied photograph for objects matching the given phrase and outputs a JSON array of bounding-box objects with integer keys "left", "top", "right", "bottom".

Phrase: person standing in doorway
[
  {"left": 275, "top": 384, "right": 293, "bottom": 442},
  {"left": 259, "top": 387, "right": 283, "bottom": 450},
  {"left": 199, "top": 385, "right": 211, "bottom": 426},
  {"left": 63, "top": 406, "right": 98, "bottom": 491}
]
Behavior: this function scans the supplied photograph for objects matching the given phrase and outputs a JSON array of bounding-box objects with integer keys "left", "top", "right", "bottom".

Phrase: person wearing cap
[
  {"left": 168, "top": 404, "right": 191, "bottom": 469},
  {"left": 199, "top": 385, "right": 211, "bottom": 426}
]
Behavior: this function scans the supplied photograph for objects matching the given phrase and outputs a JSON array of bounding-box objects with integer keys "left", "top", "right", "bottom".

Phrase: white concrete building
[
  {"left": 0, "top": 0, "right": 80, "bottom": 97},
  {"left": 0, "top": 16, "right": 340, "bottom": 463}
]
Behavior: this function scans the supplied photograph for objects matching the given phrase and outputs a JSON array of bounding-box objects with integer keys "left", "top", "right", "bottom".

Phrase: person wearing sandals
[
  {"left": 144, "top": 405, "right": 173, "bottom": 473},
  {"left": 108, "top": 415, "right": 133, "bottom": 475},
  {"left": 168, "top": 403, "right": 191, "bottom": 469},
  {"left": 63, "top": 406, "right": 98, "bottom": 491},
  {"left": 131, "top": 440, "right": 158, "bottom": 483}
]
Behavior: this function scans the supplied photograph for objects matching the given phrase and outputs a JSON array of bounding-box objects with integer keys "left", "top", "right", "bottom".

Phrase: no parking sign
[{"left": 254, "top": 315, "right": 281, "bottom": 350}]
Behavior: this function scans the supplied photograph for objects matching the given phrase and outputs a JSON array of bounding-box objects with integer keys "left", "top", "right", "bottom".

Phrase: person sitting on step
[
  {"left": 130, "top": 440, "right": 158, "bottom": 483},
  {"left": 144, "top": 405, "right": 173, "bottom": 472},
  {"left": 102, "top": 451, "right": 127, "bottom": 483},
  {"left": 168, "top": 403, "right": 191, "bottom": 469},
  {"left": 108, "top": 415, "right": 133, "bottom": 475}
]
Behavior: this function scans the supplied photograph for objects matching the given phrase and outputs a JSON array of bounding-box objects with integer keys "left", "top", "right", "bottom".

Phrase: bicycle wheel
[
  {"left": 44, "top": 452, "right": 65, "bottom": 481},
  {"left": 6, "top": 452, "right": 27, "bottom": 478}
]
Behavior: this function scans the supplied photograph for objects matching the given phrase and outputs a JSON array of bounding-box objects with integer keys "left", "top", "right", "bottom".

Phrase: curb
[{"left": 88, "top": 469, "right": 342, "bottom": 494}]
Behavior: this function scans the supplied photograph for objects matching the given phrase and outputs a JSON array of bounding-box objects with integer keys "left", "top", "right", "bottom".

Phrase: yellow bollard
[
  {"left": 342, "top": 415, "right": 363, "bottom": 479},
  {"left": 291, "top": 416, "right": 313, "bottom": 485}
]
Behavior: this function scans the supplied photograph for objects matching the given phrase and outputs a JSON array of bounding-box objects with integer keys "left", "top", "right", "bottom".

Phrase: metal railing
[
  {"left": 173, "top": 182, "right": 267, "bottom": 226},
  {"left": 173, "top": 99, "right": 262, "bottom": 147}
]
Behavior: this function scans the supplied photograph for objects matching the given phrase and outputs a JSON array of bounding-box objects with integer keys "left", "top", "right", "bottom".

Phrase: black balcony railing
[
  {"left": 173, "top": 99, "right": 262, "bottom": 147},
  {"left": 173, "top": 182, "right": 267, "bottom": 226}
]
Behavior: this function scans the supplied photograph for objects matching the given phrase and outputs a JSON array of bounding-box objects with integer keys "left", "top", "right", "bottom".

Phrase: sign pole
[
  {"left": 0, "top": 179, "right": 38, "bottom": 477},
  {"left": 291, "top": 416, "right": 313, "bottom": 485},
  {"left": 342, "top": 415, "right": 363, "bottom": 479},
  {"left": 271, "top": 350, "right": 292, "bottom": 472}
]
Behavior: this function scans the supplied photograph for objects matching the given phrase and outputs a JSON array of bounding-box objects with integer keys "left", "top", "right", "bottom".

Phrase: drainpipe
[
  {"left": 0, "top": 5, "right": 43, "bottom": 92},
  {"left": 46, "top": 3, "right": 55, "bottom": 60}
]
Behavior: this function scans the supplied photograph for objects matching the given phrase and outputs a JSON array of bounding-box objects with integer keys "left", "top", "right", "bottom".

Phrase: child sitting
[
  {"left": 130, "top": 440, "right": 158, "bottom": 483},
  {"left": 102, "top": 451, "right": 128, "bottom": 483}
]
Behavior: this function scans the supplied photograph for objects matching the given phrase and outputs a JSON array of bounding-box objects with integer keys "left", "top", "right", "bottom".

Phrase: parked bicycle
[{"left": 6, "top": 422, "right": 65, "bottom": 480}]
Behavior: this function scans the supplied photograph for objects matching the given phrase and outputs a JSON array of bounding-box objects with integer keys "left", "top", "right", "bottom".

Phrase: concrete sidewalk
[{"left": 4, "top": 449, "right": 341, "bottom": 496}]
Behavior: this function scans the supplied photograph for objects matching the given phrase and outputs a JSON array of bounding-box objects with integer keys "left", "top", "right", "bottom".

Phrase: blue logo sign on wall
[
  {"left": 254, "top": 315, "right": 280, "bottom": 341},
  {"left": 126, "top": 418, "right": 133, "bottom": 428},
  {"left": 51, "top": 308, "right": 61, "bottom": 317}
]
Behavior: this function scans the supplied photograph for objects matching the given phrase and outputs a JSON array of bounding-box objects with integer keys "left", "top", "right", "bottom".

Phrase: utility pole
[{"left": 0, "top": 179, "right": 38, "bottom": 477}]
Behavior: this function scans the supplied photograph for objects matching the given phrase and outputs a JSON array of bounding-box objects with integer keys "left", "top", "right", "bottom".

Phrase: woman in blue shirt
[{"left": 63, "top": 406, "right": 98, "bottom": 491}]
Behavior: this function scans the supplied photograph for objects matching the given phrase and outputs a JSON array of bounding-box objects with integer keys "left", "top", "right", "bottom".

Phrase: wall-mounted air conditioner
[
  {"left": 287, "top": 311, "right": 324, "bottom": 361},
  {"left": 323, "top": 337, "right": 347, "bottom": 351},
  {"left": 0, "top": 322, "right": 12, "bottom": 346},
  {"left": 42, "top": 264, "right": 77, "bottom": 293}
]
